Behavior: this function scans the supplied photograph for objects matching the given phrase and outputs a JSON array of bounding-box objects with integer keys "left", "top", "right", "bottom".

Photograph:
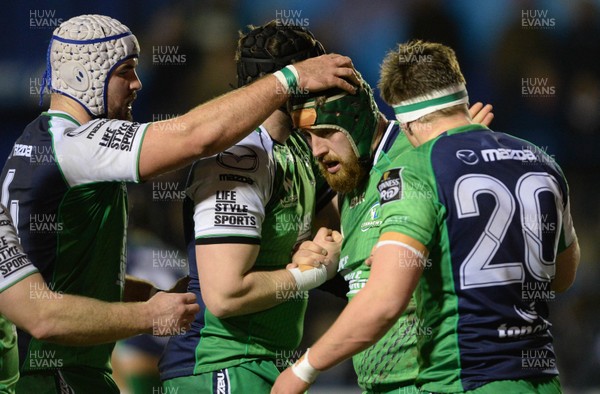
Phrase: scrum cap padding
[
  {"left": 41, "top": 14, "right": 140, "bottom": 117},
  {"left": 290, "top": 78, "right": 379, "bottom": 161},
  {"left": 236, "top": 24, "right": 325, "bottom": 87}
]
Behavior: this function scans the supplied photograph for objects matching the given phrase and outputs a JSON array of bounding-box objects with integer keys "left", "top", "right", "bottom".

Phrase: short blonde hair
[{"left": 379, "top": 40, "right": 466, "bottom": 106}]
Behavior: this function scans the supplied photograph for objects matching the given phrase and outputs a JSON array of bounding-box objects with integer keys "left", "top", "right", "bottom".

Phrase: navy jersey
[{"left": 378, "top": 124, "right": 576, "bottom": 392}]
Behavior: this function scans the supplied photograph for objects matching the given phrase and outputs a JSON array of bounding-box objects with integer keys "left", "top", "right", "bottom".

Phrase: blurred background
[{"left": 2, "top": 0, "right": 599, "bottom": 392}]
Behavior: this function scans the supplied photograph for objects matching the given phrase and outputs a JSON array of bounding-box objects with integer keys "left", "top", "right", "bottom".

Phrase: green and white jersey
[
  {"left": 339, "top": 122, "right": 419, "bottom": 391},
  {"left": 0, "top": 111, "right": 148, "bottom": 382},
  {"left": 160, "top": 128, "right": 319, "bottom": 380},
  {"left": 377, "top": 124, "right": 575, "bottom": 392},
  {"left": 0, "top": 205, "right": 39, "bottom": 392}
]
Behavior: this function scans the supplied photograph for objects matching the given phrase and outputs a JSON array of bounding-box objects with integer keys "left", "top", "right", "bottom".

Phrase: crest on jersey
[
  {"left": 377, "top": 168, "right": 403, "bottom": 205},
  {"left": 360, "top": 202, "right": 382, "bottom": 232}
]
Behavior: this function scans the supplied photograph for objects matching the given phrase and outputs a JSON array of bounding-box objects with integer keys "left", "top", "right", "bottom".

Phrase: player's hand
[
  {"left": 294, "top": 54, "right": 359, "bottom": 95},
  {"left": 469, "top": 102, "right": 494, "bottom": 126},
  {"left": 292, "top": 228, "right": 342, "bottom": 277},
  {"left": 312, "top": 227, "right": 343, "bottom": 279},
  {"left": 292, "top": 240, "right": 330, "bottom": 267},
  {"left": 146, "top": 292, "right": 199, "bottom": 336},
  {"left": 271, "top": 366, "right": 311, "bottom": 394}
]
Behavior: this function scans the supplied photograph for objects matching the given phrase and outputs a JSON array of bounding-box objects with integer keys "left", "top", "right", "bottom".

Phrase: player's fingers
[
  {"left": 293, "top": 250, "right": 328, "bottom": 267},
  {"left": 298, "top": 240, "right": 328, "bottom": 255},
  {"left": 471, "top": 103, "right": 494, "bottom": 125},
  {"left": 313, "top": 227, "right": 332, "bottom": 243},
  {"left": 315, "top": 227, "right": 332, "bottom": 236},
  {"left": 331, "top": 230, "right": 343, "bottom": 242},
  {"left": 481, "top": 112, "right": 495, "bottom": 127},
  {"left": 468, "top": 102, "right": 483, "bottom": 117},
  {"left": 182, "top": 292, "right": 198, "bottom": 304},
  {"left": 185, "top": 303, "right": 200, "bottom": 315},
  {"left": 333, "top": 72, "right": 359, "bottom": 94}
]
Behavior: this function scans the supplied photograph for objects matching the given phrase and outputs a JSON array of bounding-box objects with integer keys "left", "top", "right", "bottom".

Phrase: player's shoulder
[
  {"left": 188, "top": 127, "right": 274, "bottom": 188},
  {"left": 203, "top": 127, "right": 272, "bottom": 168}
]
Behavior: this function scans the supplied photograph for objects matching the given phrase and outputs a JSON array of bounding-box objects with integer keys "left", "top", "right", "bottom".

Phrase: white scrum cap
[{"left": 41, "top": 14, "right": 140, "bottom": 117}]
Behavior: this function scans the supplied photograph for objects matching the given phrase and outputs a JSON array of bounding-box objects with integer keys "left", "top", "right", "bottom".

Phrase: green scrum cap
[{"left": 290, "top": 76, "right": 379, "bottom": 161}]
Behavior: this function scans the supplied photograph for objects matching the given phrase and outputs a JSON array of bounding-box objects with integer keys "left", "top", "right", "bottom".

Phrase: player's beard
[
  {"left": 318, "top": 152, "right": 368, "bottom": 194},
  {"left": 108, "top": 94, "right": 136, "bottom": 121}
]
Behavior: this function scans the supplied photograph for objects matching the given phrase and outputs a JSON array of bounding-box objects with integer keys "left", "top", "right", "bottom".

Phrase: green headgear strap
[{"left": 290, "top": 77, "right": 379, "bottom": 161}]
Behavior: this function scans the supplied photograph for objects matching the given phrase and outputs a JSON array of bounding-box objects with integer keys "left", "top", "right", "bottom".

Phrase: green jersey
[
  {"left": 160, "top": 128, "right": 320, "bottom": 380},
  {"left": 377, "top": 125, "right": 575, "bottom": 392},
  {"left": 0, "top": 111, "right": 147, "bottom": 388},
  {"left": 339, "top": 122, "right": 419, "bottom": 391}
]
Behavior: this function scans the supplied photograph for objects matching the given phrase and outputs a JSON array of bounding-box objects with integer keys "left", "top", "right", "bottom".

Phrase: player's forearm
[
  {"left": 181, "top": 75, "right": 287, "bottom": 157},
  {"left": 139, "top": 75, "right": 288, "bottom": 179},
  {"left": 32, "top": 295, "right": 152, "bottom": 345},
  {"left": 308, "top": 284, "right": 404, "bottom": 371},
  {"left": 208, "top": 269, "right": 297, "bottom": 318},
  {"left": 306, "top": 240, "right": 422, "bottom": 372}
]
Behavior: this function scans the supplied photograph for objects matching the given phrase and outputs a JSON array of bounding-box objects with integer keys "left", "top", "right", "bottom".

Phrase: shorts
[
  {"left": 16, "top": 368, "right": 119, "bottom": 394},
  {"left": 162, "top": 359, "right": 280, "bottom": 393}
]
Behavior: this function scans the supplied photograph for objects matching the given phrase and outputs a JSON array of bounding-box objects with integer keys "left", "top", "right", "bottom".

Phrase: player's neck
[
  {"left": 410, "top": 113, "right": 472, "bottom": 147},
  {"left": 262, "top": 109, "right": 292, "bottom": 143},
  {"left": 369, "top": 114, "right": 389, "bottom": 152},
  {"left": 49, "top": 94, "right": 92, "bottom": 125}
]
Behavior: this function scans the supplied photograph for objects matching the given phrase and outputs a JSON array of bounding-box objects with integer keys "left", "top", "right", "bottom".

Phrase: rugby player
[
  {"left": 273, "top": 40, "right": 578, "bottom": 394},
  {"left": 0, "top": 204, "right": 198, "bottom": 392},
  {"left": 0, "top": 14, "right": 357, "bottom": 393},
  {"left": 160, "top": 21, "right": 342, "bottom": 393}
]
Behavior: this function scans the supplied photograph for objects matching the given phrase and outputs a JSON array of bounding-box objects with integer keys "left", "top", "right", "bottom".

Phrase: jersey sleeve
[
  {"left": 51, "top": 118, "right": 149, "bottom": 186},
  {"left": 187, "top": 132, "right": 274, "bottom": 244},
  {"left": 551, "top": 162, "right": 577, "bottom": 253},
  {"left": 377, "top": 159, "right": 440, "bottom": 249},
  {"left": 0, "top": 205, "right": 38, "bottom": 293},
  {"left": 558, "top": 194, "right": 576, "bottom": 252}
]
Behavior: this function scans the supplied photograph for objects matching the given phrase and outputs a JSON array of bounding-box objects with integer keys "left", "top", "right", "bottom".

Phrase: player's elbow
[
  {"left": 379, "top": 297, "right": 409, "bottom": 324},
  {"left": 551, "top": 278, "right": 575, "bottom": 293},
  {"left": 552, "top": 240, "right": 580, "bottom": 293},
  {"left": 551, "top": 271, "right": 577, "bottom": 293},
  {"left": 202, "top": 292, "right": 241, "bottom": 319},
  {"left": 26, "top": 311, "right": 59, "bottom": 342}
]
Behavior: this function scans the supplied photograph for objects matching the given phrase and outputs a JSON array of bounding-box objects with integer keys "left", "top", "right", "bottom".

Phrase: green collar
[{"left": 445, "top": 123, "right": 489, "bottom": 136}]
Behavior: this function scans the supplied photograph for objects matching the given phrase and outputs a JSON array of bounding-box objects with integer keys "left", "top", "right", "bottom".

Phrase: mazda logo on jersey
[
  {"left": 456, "top": 149, "right": 479, "bottom": 165},
  {"left": 378, "top": 168, "right": 403, "bottom": 205},
  {"left": 217, "top": 145, "right": 259, "bottom": 172}
]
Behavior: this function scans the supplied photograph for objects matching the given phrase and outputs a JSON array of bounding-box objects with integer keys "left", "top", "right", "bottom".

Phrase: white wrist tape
[
  {"left": 288, "top": 264, "right": 327, "bottom": 292},
  {"left": 292, "top": 348, "right": 320, "bottom": 384},
  {"left": 273, "top": 65, "right": 299, "bottom": 94}
]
